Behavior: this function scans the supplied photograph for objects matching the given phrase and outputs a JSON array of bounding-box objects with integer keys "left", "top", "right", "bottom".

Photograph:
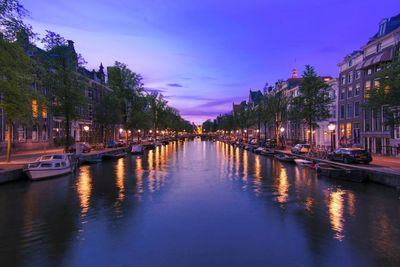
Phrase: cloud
[
  {"left": 144, "top": 87, "right": 166, "bottom": 94},
  {"left": 167, "top": 83, "right": 183, "bottom": 87}
]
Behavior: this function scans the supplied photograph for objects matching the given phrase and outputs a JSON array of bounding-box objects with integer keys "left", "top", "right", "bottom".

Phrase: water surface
[{"left": 0, "top": 139, "right": 399, "bottom": 267}]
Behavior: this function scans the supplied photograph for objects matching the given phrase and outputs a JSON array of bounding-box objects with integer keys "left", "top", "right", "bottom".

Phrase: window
[
  {"left": 32, "top": 99, "right": 38, "bottom": 118},
  {"left": 348, "top": 59, "right": 353, "bottom": 67},
  {"left": 348, "top": 87, "right": 353, "bottom": 98},
  {"left": 355, "top": 70, "right": 361, "bottom": 80},
  {"left": 353, "top": 123, "right": 361, "bottom": 144},
  {"left": 355, "top": 83, "right": 360, "bottom": 96},
  {"left": 374, "top": 79, "right": 380, "bottom": 91},
  {"left": 354, "top": 102, "right": 360, "bottom": 117},
  {"left": 41, "top": 105, "right": 47, "bottom": 118},
  {"left": 346, "top": 122, "right": 352, "bottom": 139},
  {"left": 364, "top": 81, "right": 371, "bottom": 98},
  {"left": 347, "top": 72, "right": 352, "bottom": 83},
  {"left": 379, "top": 19, "right": 387, "bottom": 36},
  {"left": 340, "top": 105, "right": 345, "bottom": 119},
  {"left": 341, "top": 76, "right": 346, "bottom": 85},
  {"left": 340, "top": 88, "right": 345, "bottom": 100},
  {"left": 376, "top": 65, "right": 382, "bottom": 72},
  {"left": 367, "top": 69, "right": 372, "bottom": 75},
  {"left": 347, "top": 103, "right": 353, "bottom": 118},
  {"left": 376, "top": 43, "right": 382, "bottom": 52}
]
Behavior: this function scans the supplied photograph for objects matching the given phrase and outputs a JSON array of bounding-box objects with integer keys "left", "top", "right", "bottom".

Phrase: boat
[
  {"left": 260, "top": 149, "right": 276, "bottom": 156},
  {"left": 25, "top": 154, "right": 76, "bottom": 181},
  {"left": 80, "top": 154, "right": 102, "bottom": 164},
  {"left": 131, "top": 144, "right": 144, "bottom": 154},
  {"left": 142, "top": 141, "right": 156, "bottom": 150},
  {"left": 316, "top": 163, "right": 367, "bottom": 182},
  {"left": 274, "top": 154, "right": 295, "bottom": 163},
  {"left": 254, "top": 147, "right": 266, "bottom": 154},
  {"left": 103, "top": 152, "right": 127, "bottom": 160},
  {"left": 294, "top": 159, "right": 314, "bottom": 168}
]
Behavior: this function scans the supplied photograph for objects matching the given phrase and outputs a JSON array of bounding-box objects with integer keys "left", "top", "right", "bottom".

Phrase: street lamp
[
  {"left": 83, "top": 125, "right": 89, "bottom": 143},
  {"left": 328, "top": 123, "right": 336, "bottom": 151}
]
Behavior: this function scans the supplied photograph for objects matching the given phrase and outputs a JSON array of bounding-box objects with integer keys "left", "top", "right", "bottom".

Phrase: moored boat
[
  {"left": 316, "top": 163, "right": 367, "bottom": 182},
  {"left": 274, "top": 153, "right": 295, "bottom": 163},
  {"left": 131, "top": 144, "right": 144, "bottom": 154},
  {"left": 260, "top": 149, "right": 276, "bottom": 156},
  {"left": 254, "top": 147, "right": 266, "bottom": 154},
  {"left": 103, "top": 152, "right": 127, "bottom": 160},
  {"left": 80, "top": 154, "right": 102, "bottom": 164},
  {"left": 25, "top": 154, "right": 76, "bottom": 181},
  {"left": 294, "top": 159, "right": 314, "bottom": 168}
]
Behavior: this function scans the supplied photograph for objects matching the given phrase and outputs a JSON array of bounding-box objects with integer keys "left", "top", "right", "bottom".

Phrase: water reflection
[
  {"left": 76, "top": 165, "right": 92, "bottom": 216},
  {"left": 326, "top": 189, "right": 345, "bottom": 241},
  {"left": 0, "top": 140, "right": 400, "bottom": 267}
]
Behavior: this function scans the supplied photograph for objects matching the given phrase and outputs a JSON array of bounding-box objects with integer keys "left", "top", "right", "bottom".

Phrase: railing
[{"left": 367, "top": 146, "right": 400, "bottom": 157}]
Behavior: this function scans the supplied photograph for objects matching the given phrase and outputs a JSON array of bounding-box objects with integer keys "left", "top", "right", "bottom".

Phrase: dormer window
[
  {"left": 348, "top": 59, "right": 353, "bottom": 67},
  {"left": 379, "top": 19, "right": 388, "bottom": 36},
  {"left": 376, "top": 43, "right": 382, "bottom": 52}
]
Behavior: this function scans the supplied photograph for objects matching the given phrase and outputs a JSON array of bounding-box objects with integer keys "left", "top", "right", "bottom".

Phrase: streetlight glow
[
  {"left": 280, "top": 127, "right": 285, "bottom": 133},
  {"left": 328, "top": 123, "right": 336, "bottom": 132},
  {"left": 83, "top": 125, "right": 89, "bottom": 132},
  {"left": 119, "top": 128, "right": 123, "bottom": 133}
]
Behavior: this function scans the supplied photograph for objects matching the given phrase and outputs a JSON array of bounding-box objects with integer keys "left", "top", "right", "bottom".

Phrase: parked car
[
  {"left": 117, "top": 139, "right": 126, "bottom": 147},
  {"left": 291, "top": 144, "right": 310, "bottom": 154},
  {"left": 105, "top": 140, "right": 118, "bottom": 148},
  {"left": 328, "top": 148, "right": 372, "bottom": 164},
  {"left": 68, "top": 143, "right": 91, "bottom": 153}
]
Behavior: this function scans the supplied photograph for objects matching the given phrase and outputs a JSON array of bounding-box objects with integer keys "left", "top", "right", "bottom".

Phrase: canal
[{"left": 0, "top": 139, "right": 399, "bottom": 267}]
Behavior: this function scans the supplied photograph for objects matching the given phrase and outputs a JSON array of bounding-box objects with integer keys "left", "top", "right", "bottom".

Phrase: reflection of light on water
[
  {"left": 76, "top": 165, "right": 92, "bottom": 216},
  {"left": 116, "top": 158, "right": 125, "bottom": 202},
  {"left": 276, "top": 167, "right": 289, "bottom": 204},
  {"left": 253, "top": 155, "right": 262, "bottom": 195},
  {"left": 148, "top": 150, "right": 155, "bottom": 192},
  {"left": 305, "top": 197, "right": 314, "bottom": 212},
  {"left": 136, "top": 157, "right": 143, "bottom": 195},
  {"left": 328, "top": 190, "right": 345, "bottom": 241},
  {"left": 235, "top": 147, "right": 240, "bottom": 176},
  {"left": 347, "top": 192, "right": 356, "bottom": 217}
]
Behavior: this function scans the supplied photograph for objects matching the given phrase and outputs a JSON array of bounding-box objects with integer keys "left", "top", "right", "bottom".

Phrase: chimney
[{"left": 67, "top": 40, "right": 74, "bottom": 49}]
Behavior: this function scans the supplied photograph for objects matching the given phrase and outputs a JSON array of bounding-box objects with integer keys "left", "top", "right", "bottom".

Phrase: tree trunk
[
  {"left": 65, "top": 115, "right": 70, "bottom": 152},
  {"left": 263, "top": 122, "right": 267, "bottom": 142},
  {"left": 6, "top": 123, "right": 12, "bottom": 162}
]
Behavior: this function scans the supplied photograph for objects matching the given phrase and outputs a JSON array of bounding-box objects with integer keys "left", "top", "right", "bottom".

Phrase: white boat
[
  {"left": 131, "top": 144, "right": 144, "bottom": 154},
  {"left": 25, "top": 154, "right": 76, "bottom": 181},
  {"left": 254, "top": 147, "right": 266, "bottom": 154},
  {"left": 294, "top": 159, "right": 314, "bottom": 167}
]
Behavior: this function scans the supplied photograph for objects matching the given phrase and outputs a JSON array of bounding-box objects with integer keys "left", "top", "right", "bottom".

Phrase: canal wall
[
  {"left": 0, "top": 147, "right": 128, "bottom": 185},
  {"left": 0, "top": 165, "right": 25, "bottom": 184},
  {"left": 277, "top": 150, "right": 400, "bottom": 188}
]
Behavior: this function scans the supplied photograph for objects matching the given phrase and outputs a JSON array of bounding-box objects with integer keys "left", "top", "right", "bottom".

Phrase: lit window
[
  {"left": 32, "top": 100, "right": 38, "bottom": 118},
  {"left": 364, "top": 81, "right": 371, "bottom": 98},
  {"left": 376, "top": 43, "right": 382, "bottom": 52},
  {"left": 355, "top": 70, "right": 361, "bottom": 80},
  {"left": 42, "top": 105, "right": 47, "bottom": 118}
]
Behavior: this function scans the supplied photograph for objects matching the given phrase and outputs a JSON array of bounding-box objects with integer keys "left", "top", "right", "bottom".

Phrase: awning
[{"left": 361, "top": 50, "right": 393, "bottom": 69}]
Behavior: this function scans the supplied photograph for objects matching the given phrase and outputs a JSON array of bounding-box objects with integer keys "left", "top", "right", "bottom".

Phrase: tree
[
  {"left": 94, "top": 93, "right": 121, "bottom": 143},
  {"left": 147, "top": 92, "right": 167, "bottom": 137},
  {"left": 107, "top": 61, "right": 144, "bottom": 142},
  {"left": 265, "top": 81, "right": 289, "bottom": 146},
  {"left": 0, "top": 0, "right": 35, "bottom": 41},
  {"left": 42, "top": 31, "right": 85, "bottom": 150},
  {"left": 0, "top": 37, "right": 33, "bottom": 161},
  {"left": 366, "top": 53, "right": 400, "bottom": 127},
  {"left": 290, "top": 65, "right": 333, "bottom": 145}
]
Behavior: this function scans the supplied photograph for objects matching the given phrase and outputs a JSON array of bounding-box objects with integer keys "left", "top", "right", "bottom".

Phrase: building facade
[{"left": 337, "top": 14, "right": 400, "bottom": 154}]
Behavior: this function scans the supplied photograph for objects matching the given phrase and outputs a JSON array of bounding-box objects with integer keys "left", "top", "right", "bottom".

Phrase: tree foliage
[{"left": 290, "top": 65, "right": 333, "bottom": 144}]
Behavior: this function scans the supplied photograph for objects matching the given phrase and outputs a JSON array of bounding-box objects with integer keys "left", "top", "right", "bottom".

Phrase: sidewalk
[
  {"left": 278, "top": 147, "right": 400, "bottom": 174},
  {"left": 0, "top": 148, "right": 65, "bottom": 165}
]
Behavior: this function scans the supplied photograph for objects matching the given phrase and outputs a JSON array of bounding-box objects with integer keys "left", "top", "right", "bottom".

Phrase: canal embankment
[{"left": 0, "top": 147, "right": 128, "bottom": 184}]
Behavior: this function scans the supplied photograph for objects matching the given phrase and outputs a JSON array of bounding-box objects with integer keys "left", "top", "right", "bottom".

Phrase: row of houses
[
  {"left": 232, "top": 13, "right": 400, "bottom": 155},
  {"left": 0, "top": 33, "right": 116, "bottom": 151}
]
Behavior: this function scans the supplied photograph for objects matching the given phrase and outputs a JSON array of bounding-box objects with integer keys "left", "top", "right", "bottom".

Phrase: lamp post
[
  {"left": 138, "top": 129, "right": 141, "bottom": 142},
  {"left": 280, "top": 127, "right": 285, "bottom": 148},
  {"left": 328, "top": 123, "right": 336, "bottom": 151},
  {"left": 83, "top": 125, "right": 89, "bottom": 143}
]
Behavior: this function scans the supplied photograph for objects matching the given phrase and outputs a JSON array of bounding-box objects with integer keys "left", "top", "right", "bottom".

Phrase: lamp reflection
[
  {"left": 76, "top": 165, "right": 92, "bottom": 216},
  {"left": 253, "top": 155, "right": 262, "bottom": 196},
  {"left": 327, "top": 190, "right": 345, "bottom": 241},
  {"left": 276, "top": 167, "right": 289, "bottom": 205},
  {"left": 115, "top": 158, "right": 125, "bottom": 202}
]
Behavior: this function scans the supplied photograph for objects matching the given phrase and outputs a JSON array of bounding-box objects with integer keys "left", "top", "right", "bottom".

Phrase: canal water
[{"left": 0, "top": 139, "right": 399, "bottom": 267}]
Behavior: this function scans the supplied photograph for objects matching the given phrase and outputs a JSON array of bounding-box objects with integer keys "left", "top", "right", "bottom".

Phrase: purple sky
[{"left": 24, "top": 0, "right": 400, "bottom": 124}]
